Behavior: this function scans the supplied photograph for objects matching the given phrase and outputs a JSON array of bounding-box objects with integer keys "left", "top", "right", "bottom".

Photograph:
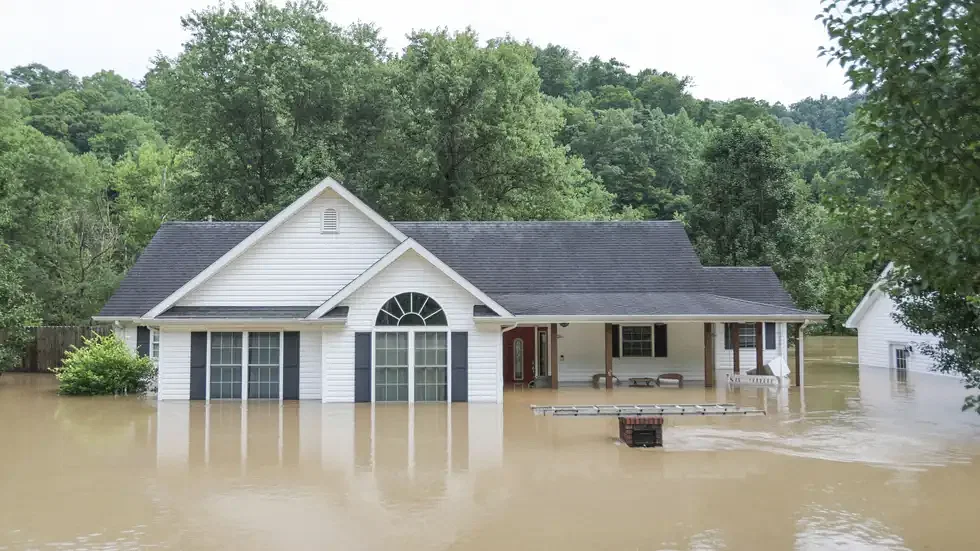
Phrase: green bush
[{"left": 55, "top": 333, "right": 156, "bottom": 395}]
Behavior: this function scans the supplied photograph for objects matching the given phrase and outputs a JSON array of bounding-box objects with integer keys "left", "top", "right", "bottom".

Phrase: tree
[
  {"left": 0, "top": 243, "right": 41, "bottom": 372},
  {"left": 788, "top": 94, "right": 863, "bottom": 139},
  {"left": 0, "top": 94, "right": 122, "bottom": 323},
  {"left": 533, "top": 44, "right": 580, "bottom": 98},
  {"left": 3, "top": 63, "right": 79, "bottom": 99},
  {"left": 343, "top": 30, "right": 613, "bottom": 221},
  {"left": 688, "top": 118, "right": 823, "bottom": 309},
  {"left": 559, "top": 105, "right": 705, "bottom": 219},
  {"left": 821, "top": 0, "right": 980, "bottom": 409},
  {"left": 147, "top": 0, "right": 384, "bottom": 220}
]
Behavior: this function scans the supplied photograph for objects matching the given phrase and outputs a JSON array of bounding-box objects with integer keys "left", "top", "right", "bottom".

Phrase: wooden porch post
[
  {"left": 604, "top": 323, "right": 613, "bottom": 389},
  {"left": 755, "top": 322, "right": 764, "bottom": 373},
  {"left": 703, "top": 323, "right": 714, "bottom": 387},
  {"left": 793, "top": 323, "right": 804, "bottom": 387},
  {"left": 550, "top": 323, "right": 559, "bottom": 389},
  {"left": 732, "top": 322, "right": 741, "bottom": 375}
]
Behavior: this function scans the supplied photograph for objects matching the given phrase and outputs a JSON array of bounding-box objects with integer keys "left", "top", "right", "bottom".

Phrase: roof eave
[
  {"left": 475, "top": 313, "right": 829, "bottom": 324},
  {"left": 149, "top": 318, "right": 348, "bottom": 325}
]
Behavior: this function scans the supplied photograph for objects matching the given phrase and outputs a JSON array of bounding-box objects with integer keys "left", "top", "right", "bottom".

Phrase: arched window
[{"left": 376, "top": 292, "right": 447, "bottom": 326}]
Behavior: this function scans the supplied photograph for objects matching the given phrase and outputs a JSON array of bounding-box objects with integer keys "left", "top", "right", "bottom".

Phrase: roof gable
[
  {"left": 307, "top": 239, "right": 511, "bottom": 319},
  {"left": 844, "top": 262, "right": 895, "bottom": 329},
  {"left": 96, "top": 222, "right": 263, "bottom": 319},
  {"left": 143, "top": 177, "right": 406, "bottom": 318}
]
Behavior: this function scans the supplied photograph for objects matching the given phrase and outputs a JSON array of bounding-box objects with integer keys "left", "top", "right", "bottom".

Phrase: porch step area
[{"left": 529, "top": 404, "right": 765, "bottom": 417}]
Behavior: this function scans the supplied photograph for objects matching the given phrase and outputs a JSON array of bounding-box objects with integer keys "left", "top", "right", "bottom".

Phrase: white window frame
[
  {"left": 204, "top": 330, "right": 285, "bottom": 402},
  {"left": 371, "top": 327, "right": 451, "bottom": 404},
  {"left": 620, "top": 325, "right": 653, "bottom": 358},
  {"left": 246, "top": 331, "right": 284, "bottom": 400},
  {"left": 149, "top": 328, "right": 160, "bottom": 366},
  {"left": 738, "top": 325, "right": 756, "bottom": 349},
  {"left": 726, "top": 323, "right": 773, "bottom": 349},
  {"left": 890, "top": 342, "right": 911, "bottom": 370}
]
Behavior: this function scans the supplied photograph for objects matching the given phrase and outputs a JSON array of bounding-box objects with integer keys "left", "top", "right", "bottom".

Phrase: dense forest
[
  {"left": 5, "top": 0, "right": 973, "bottom": 387},
  {"left": 0, "top": 1, "right": 875, "bottom": 334}
]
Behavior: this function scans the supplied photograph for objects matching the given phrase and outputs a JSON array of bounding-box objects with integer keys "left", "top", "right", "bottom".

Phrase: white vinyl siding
[
  {"left": 178, "top": 189, "right": 399, "bottom": 307},
  {"left": 113, "top": 324, "right": 138, "bottom": 355},
  {"left": 856, "top": 291, "right": 940, "bottom": 373},
  {"left": 714, "top": 322, "right": 787, "bottom": 372},
  {"left": 470, "top": 326, "right": 502, "bottom": 403},
  {"left": 322, "top": 329, "right": 354, "bottom": 403},
  {"left": 556, "top": 322, "right": 706, "bottom": 383},
  {"left": 299, "top": 330, "right": 322, "bottom": 400},
  {"left": 158, "top": 329, "right": 191, "bottom": 400}
]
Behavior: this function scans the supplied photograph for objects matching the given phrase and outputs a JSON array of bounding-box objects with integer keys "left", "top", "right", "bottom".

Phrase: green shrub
[{"left": 55, "top": 333, "right": 156, "bottom": 395}]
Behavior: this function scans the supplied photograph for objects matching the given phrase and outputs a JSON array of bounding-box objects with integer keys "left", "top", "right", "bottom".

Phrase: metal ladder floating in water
[{"left": 529, "top": 403, "right": 766, "bottom": 417}]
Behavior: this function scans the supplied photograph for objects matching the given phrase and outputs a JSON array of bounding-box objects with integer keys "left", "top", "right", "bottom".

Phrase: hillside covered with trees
[{"left": 0, "top": 0, "right": 879, "bottom": 339}]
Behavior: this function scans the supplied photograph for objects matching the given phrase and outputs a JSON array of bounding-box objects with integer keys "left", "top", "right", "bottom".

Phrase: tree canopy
[
  {"left": 821, "top": 0, "right": 980, "bottom": 410},
  {"left": 1, "top": 0, "right": 883, "bottom": 361}
]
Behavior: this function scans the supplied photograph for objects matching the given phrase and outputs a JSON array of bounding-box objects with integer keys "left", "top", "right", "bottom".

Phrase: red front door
[{"left": 503, "top": 327, "right": 536, "bottom": 385}]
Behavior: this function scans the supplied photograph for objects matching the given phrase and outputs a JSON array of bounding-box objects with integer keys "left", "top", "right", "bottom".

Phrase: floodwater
[{"left": 2, "top": 338, "right": 980, "bottom": 551}]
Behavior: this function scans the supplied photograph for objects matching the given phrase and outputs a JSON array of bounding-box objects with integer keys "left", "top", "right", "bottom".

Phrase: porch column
[
  {"left": 732, "top": 322, "right": 741, "bottom": 375},
  {"left": 755, "top": 322, "right": 764, "bottom": 373},
  {"left": 703, "top": 323, "right": 714, "bottom": 387},
  {"left": 793, "top": 323, "right": 804, "bottom": 387},
  {"left": 550, "top": 323, "right": 559, "bottom": 389},
  {"left": 604, "top": 323, "right": 614, "bottom": 389}
]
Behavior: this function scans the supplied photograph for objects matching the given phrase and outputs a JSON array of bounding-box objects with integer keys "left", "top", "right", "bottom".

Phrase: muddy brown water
[{"left": 2, "top": 338, "right": 980, "bottom": 550}]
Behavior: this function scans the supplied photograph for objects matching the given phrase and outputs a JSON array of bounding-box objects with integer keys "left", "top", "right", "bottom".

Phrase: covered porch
[{"left": 499, "top": 320, "right": 808, "bottom": 391}]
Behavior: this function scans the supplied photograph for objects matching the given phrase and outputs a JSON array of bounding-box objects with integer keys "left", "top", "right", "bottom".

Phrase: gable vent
[{"left": 321, "top": 208, "right": 338, "bottom": 233}]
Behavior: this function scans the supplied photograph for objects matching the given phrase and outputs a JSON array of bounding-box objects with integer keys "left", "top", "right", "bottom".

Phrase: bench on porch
[
  {"left": 657, "top": 373, "right": 684, "bottom": 387},
  {"left": 628, "top": 377, "right": 658, "bottom": 387},
  {"left": 591, "top": 373, "right": 620, "bottom": 387}
]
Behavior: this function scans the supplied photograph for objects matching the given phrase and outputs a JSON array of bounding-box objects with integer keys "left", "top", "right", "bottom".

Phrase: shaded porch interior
[{"left": 502, "top": 322, "right": 806, "bottom": 390}]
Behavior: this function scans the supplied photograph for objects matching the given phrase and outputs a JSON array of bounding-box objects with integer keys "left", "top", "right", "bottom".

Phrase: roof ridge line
[
  {"left": 703, "top": 265, "right": 775, "bottom": 270},
  {"left": 392, "top": 220, "right": 682, "bottom": 224},
  {"left": 163, "top": 220, "right": 266, "bottom": 225}
]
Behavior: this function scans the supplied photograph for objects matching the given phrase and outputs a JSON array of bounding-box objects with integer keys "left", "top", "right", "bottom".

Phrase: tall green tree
[
  {"left": 688, "top": 118, "right": 823, "bottom": 309},
  {"left": 0, "top": 96, "right": 122, "bottom": 323},
  {"left": 344, "top": 30, "right": 613, "bottom": 220},
  {"left": 822, "top": 0, "right": 980, "bottom": 408},
  {"left": 147, "top": 0, "right": 384, "bottom": 220}
]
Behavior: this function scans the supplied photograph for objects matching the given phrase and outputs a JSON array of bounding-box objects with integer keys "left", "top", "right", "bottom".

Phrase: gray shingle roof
[
  {"left": 702, "top": 267, "right": 798, "bottom": 310},
  {"left": 477, "top": 292, "right": 812, "bottom": 317},
  {"left": 394, "top": 221, "right": 705, "bottom": 294},
  {"left": 98, "top": 222, "right": 263, "bottom": 317},
  {"left": 100, "top": 219, "right": 812, "bottom": 319},
  {"left": 394, "top": 221, "right": 806, "bottom": 316}
]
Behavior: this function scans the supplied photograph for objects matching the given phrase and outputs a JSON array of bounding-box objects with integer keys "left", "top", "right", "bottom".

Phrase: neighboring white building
[
  {"left": 96, "top": 177, "right": 825, "bottom": 403},
  {"left": 845, "top": 262, "right": 942, "bottom": 373}
]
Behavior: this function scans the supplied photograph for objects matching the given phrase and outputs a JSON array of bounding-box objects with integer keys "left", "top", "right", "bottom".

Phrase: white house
[
  {"left": 95, "top": 177, "right": 826, "bottom": 403},
  {"left": 844, "top": 262, "right": 941, "bottom": 373}
]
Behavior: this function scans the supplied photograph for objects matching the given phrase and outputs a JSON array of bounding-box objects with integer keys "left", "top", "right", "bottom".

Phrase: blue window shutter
[
  {"left": 611, "top": 325, "right": 620, "bottom": 357},
  {"left": 653, "top": 324, "right": 668, "bottom": 357},
  {"left": 354, "top": 332, "right": 371, "bottom": 402},
  {"left": 136, "top": 326, "right": 150, "bottom": 357},
  {"left": 765, "top": 323, "right": 776, "bottom": 350},
  {"left": 451, "top": 332, "right": 468, "bottom": 402},
  {"left": 282, "top": 332, "right": 300, "bottom": 400},
  {"left": 189, "top": 332, "right": 207, "bottom": 400}
]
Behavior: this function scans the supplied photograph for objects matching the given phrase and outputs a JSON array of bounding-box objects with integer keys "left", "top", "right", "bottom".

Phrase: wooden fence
[{"left": 13, "top": 326, "right": 113, "bottom": 373}]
